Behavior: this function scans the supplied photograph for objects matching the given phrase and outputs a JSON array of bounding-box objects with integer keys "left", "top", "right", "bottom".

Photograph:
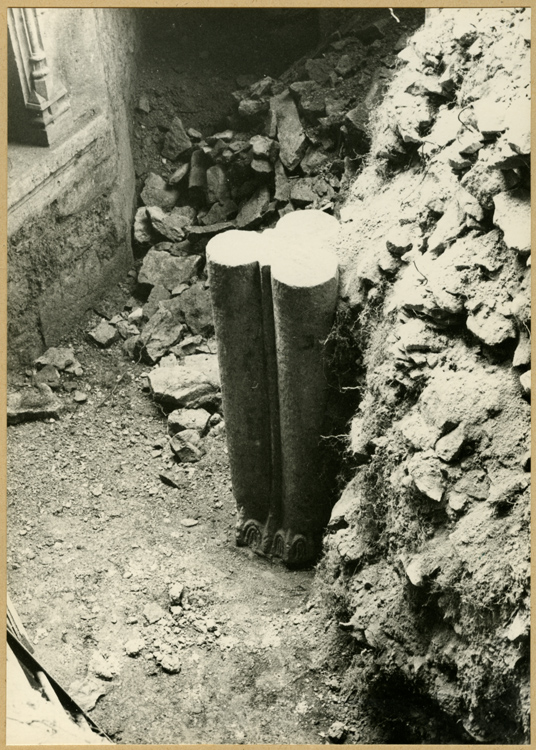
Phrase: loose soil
[{"left": 7, "top": 290, "right": 362, "bottom": 745}]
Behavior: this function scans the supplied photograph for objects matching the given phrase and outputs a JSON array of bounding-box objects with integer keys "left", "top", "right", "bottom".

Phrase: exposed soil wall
[
  {"left": 320, "top": 8, "right": 531, "bottom": 743},
  {"left": 7, "top": 9, "right": 139, "bottom": 369}
]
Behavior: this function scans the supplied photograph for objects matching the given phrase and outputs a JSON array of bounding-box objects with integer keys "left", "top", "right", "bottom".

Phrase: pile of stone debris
[{"left": 132, "top": 12, "right": 420, "bottom": 249}]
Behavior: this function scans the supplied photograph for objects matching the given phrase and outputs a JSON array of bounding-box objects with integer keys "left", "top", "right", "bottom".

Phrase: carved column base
[{"left": 236, "top": 517, "right": 320, "bottom": 567}]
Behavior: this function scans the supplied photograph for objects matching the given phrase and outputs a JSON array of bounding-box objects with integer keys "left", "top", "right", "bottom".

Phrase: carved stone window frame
[{"left": 8, "top": 8, "right": 72, "bottom": 146}]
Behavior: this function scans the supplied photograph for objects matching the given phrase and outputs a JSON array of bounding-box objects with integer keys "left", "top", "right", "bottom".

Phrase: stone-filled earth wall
[
  {"left": 7, "top": 8, "right": 139, "bottom": 369},
  {"left": 320, "top": 8, "right": 530, "bottom": 743}
]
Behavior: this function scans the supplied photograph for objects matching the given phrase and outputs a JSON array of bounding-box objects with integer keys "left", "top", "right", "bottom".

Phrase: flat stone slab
[
  {"left": 88, "top": 320, "right": 120, "bottom": 348},
  {"left": 147, "top": 206, "right": 197, "bottom": 242},
  {"left": 138, "top": 248, "right": 201, "bottom": 291},
  {"left": 270, "top": 90, "right": 308, "bottom": 171},
  {"left": 8, "top": 385, "right": 63, "bottom": 425},
  {"left": 149, "top": 354, "right": 221, "bottom": 409}
]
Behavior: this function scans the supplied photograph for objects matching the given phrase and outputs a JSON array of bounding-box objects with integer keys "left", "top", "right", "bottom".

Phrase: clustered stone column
[{"left": 207, "top": 210, "right": 339, "bottom": 566}]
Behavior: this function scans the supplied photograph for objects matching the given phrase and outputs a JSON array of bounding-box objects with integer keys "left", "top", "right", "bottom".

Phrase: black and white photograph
[{"left": 5, "top": 4, "right": 531, "bottom": 745}]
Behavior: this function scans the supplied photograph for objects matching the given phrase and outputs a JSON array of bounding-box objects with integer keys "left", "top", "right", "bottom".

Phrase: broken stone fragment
[
  {"left": 305, "top": 58, "right": 332, "bottom": 85},
  {"left": 327, "top": 721, "right": 348, "bottom": 744},
  {"left": 170, "top": 429, "right": 205, "bottom": 462},
  {"left": 453, "top": 470, "right": 490, "bottom": 501},
  {"left": 141, "top": 173, "right": 179, "bottom": 211},
  {"left": 405, "top": 73, "right": 443, "bottom": 97},
  {"left": 168, "top": 407, "right": 210, "bottom": 436},
  {"left": 143, "top": 284, "right": 170, "bottom": 320},
  {"left": 139, "top": 309, "right": 185, "bottom": 364},
  {"left": 493, "top": 190, "right": 530, "bottom": 256},
  {"left": 162, "top": 116, "right": 192, "bottom": 160},
  {"left": 206, "top": 165, "right": 231, "bottom": 205},
  {"left": 35, "top": 347, "right": 78, "bottom": 372},
  {"left": 200, "top": 201, "right": 237, "bottom": 226},
  {"left": 519, "top": 370, "right": 531, "bottom": 397},
  {"left": 138, "top": 248, "right": 201, "bottom": 291},
  {"left": 168, "top": 162, "right": 190, "bottom": 186},
  {"left": 169, "top": 583, "right": 185, "bottom": 605},
  {"left": 157, "top": 653, "right": 181, "bottom": 674},
  {"left": 134, "top": 206, "right": 154, "bottom": 244},
  {"left": 163, "top": 281, "right": 214, "bottom": 337},
  {"left": 513, "top": 331, "right": 531, "bottom": 368},
  {"left": 149, "top": 354, "right": 221, "bottom": 410},
  {"left": 210, "top": 129, "right": 234, "bottom": 143},
  {"left": 289, "top": 178, "right": 316, "bottom": 207},
  {"left": 113, "top": 319, "right": 140, "bottom": 340},
  {"left": 301, "top": 146, "right": 330, "bottom": 176},
  {"left": 236, "top": 185, "right": 271, "bottom": 229},
  {"left": 143, "top": 602, "right": 167, "bottom": 625},
  {"left": 238, "top": 98, "right": 268, "bottom": 118},
  {"left": 445, "top": 144, "right": 473, "bottom": 171},
  {"left": 378, "top": 251, "right": 399, "bottom": 276},
  {"left": 250, "top": 134, "right": 279, "bottom": 162},
  {"left": 407, "top": 453, "right": 446, "bottom": 502},
  {"left": 128, "top": 307, "right": 144, "bottom": 323},
  {"left": 68, "top": 676, "right": 108, "bottom": 713},
  {"left": 447, "top": 490, "right": 469, "bottom": 512},
  {"left": 274, "top": 160, "right": 291, "bottom": 202},
  {"left": 394, "top": 411, "right": 441, "bottom": 451},
  {"left": 435, "top": 423, "right": 466, "bottom": 462},
  {"left": 251, "top": 158, "right": 273, "bottom": 175},
  {"left": 386, "top": 224, "right": 414, "bottom": 256},
  {"left": 506, "top": 610, "right": 530, "bottom": 642},
  {"left": 249, "top": 76, "right": 275, "bottom": 99},
  {"left": 136, "top": 94, "right": 151, "bottom": 113},
  {"left": 457, "top": 133, "right": 485, "bottom": 156},
  {"left": 187, "top": 127, "right": 203, "bottom": 141},
  {"left": 488, "top": 472, "right": 530, "bottom": 510},
  {"left": 124, "top": 636, "right": 145, "bottom": 657},
  {"left": 7, "top": 384, "right": 63, "bottom": 425},
  {"left": 289, "top": 81, "right": 326, "bottom": 119},
  {"left": 89, "top": 652, "right": 119, "bottom": 681},
  {"left": 335, "top": 54, "right": 355, "bottom": 77},
  {"left": 147, "top": 205, "right": 197, "bottom": 242},
  {"left": 466, "top": 305, "right": 517, "bottom": 347},
  {"left": 473, "top": 97, "right": 506, "bottom": 137},
  {"left": 171, "top": 334, "right": 203, "bottom": 356},
  {"left": 270, "top": 90, "right": 308, "bottom": 171},
  {"left": 88, "top": 320, "right": 120, "bottom": 348},
  {"left": 122, "top": 335, "right": 140, "bottom": 360},
  {"left": 427, "top": 200, "right": 467, "bottom": 255}
]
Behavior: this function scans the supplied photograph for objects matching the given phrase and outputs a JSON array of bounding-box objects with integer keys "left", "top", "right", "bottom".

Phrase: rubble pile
[
  {"left": 320, "top": 8, "right": 531, "bottom": 743},
  {"left": 132, "top": 10, "right": 422, "bottom": 251}
]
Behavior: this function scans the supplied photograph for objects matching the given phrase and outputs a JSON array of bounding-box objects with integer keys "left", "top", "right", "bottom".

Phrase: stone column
[
  {"left": 206, "top": 230, "right": 273, "bottom": 548},
  {"left": 256, "top": 229, "right": 284, "bottom": 552},
  {"left": 270, "top": 211, "right": 339, "bottom": 565}
]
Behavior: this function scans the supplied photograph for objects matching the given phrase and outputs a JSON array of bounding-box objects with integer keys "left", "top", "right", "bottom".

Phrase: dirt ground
[{"left": 6, "top": 272, "right": 369, "bottom": 744}]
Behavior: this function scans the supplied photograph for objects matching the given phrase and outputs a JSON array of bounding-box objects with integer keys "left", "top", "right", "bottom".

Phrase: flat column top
[
  {"left": 207, "top": 211, "right": 340, "bottom": 287},
  {"left": 206, "top": 229, "right": 264, "bottom": 267}
]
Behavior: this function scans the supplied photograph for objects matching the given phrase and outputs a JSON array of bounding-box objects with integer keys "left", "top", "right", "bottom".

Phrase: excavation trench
[{"left": 7, "top": 8, "right": 433, "bottom": 744}]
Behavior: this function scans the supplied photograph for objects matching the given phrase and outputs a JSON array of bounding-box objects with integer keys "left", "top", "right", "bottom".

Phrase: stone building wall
[{"left": 7, "top": 8, "right": 139, "bottom": 368}]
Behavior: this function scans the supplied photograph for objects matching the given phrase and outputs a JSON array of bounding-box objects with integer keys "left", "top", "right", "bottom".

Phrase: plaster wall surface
[{"left": 7, "top": 8, "right": 138, "bottom": 367}]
